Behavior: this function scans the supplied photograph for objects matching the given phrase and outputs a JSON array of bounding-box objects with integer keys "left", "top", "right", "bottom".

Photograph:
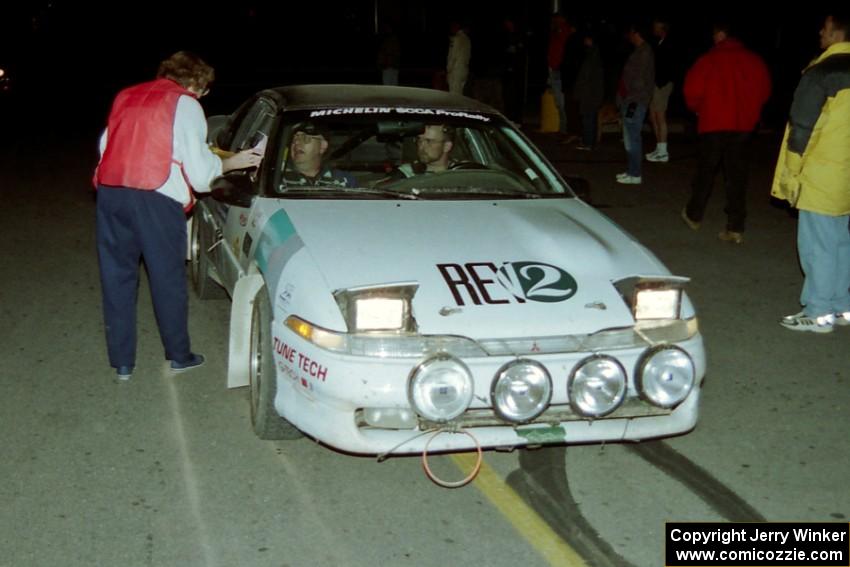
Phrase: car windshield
[{"left": 267, "top": 108, "right": 573, "bottom": 199}]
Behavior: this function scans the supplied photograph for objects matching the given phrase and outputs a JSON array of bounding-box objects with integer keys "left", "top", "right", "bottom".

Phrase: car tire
[
  {"left": 249, "top": 286, "right": 302, "bottom": 440},
  {"left": 190, "top": 213, "right": 227, "bottom": 300}
]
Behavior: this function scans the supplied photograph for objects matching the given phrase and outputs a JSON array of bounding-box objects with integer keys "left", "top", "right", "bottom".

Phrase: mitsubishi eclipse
[{"left": 191, "top": 85, "right": 706, "bottom": 455}]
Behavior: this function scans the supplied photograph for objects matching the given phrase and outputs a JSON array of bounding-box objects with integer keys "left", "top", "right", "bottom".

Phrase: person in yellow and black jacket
[{"left": 773, "top": 12, "right": 850, "bottom": 334}]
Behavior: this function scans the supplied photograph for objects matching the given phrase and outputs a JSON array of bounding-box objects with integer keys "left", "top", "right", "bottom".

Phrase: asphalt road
[{"left": 1, "top": 123, "right": 848, "bottom": 567}]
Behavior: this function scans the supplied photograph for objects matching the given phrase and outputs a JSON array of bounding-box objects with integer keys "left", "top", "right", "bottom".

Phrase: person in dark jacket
[
  {"left": 573, "top": 29, "right": 605, "bottom": 150},
  {"left": 377, "top": 25, "right": 401, "bottom": 86},
  {"left": 646, "top": 18, "right": 674, "bottom": 162},
  {"left": 616, "top": 21, "right": 654, "bottom": 185},
  {"left": 500, "top": 19, "right": 525, "bottom": 124},
  {"left": 681, "top": 21, "right": 771, "bottom": 244}
]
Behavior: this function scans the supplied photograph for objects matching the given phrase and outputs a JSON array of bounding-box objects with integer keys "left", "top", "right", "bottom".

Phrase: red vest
[{"left": 95, "top": 78, "right": 196, "bottom": 189}]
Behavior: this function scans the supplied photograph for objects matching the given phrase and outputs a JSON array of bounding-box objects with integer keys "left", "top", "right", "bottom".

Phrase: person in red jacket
[
  {"left": 95, "top": 52, "right": 261, "bottom": 380},
  {"left": 680, "top": 22, "right": 771, "bottom": 244}
]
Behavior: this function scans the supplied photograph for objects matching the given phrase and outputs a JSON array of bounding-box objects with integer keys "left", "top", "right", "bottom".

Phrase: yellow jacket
[{"left": 771, "top": 42, "right": 850, "bottom": 215}]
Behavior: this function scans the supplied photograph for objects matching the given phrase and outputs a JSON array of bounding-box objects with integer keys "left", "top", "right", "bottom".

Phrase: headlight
[
  {"left": 568, "top": 355, "right": 627, "bottom": 417},
  {"left": 354, "top": 297, "right": 404, "bottom": 330},
  {"left": 636, "top": 345, "right": 694, "bottom": 408},
  {"left": 491, "top": 360, "right": 552, "bottom": 423},
  {"left": 635, "top": 288, "right": 681, "bottom": 319},
  {"left": 408, "top": 354, "right": 474, "bottom": 422},
  {"left": 615, "top": 276, "right": 688, "bottom": 320},
  {"left": 334, "top": 283, "right": 418, "bottom": 332}
]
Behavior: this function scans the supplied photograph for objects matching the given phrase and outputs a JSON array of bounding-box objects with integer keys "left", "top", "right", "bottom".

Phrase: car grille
[{"left": 354, "top": 398, "right": 671, "bottom": 430}]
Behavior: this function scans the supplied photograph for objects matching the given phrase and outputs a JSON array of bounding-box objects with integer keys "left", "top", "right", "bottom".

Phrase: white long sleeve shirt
[{"left": 99, "top": 95, "right": 222, "bottom": 207}]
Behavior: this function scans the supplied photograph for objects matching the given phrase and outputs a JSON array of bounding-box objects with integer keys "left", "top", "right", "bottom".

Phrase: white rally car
[{"left": 192, "top": 85, "right": 705, "bottom": 455}]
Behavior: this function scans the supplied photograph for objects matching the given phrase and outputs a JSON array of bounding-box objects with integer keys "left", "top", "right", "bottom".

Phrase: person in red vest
[
  {"left": 680, "top": 22, "right": 771, "bottom": 244},
  {"left": 94, "top": 51, "right": 261, "bottom": 380}
]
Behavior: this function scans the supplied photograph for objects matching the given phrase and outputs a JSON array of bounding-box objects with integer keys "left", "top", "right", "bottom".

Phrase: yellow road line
[{"left": 451, "top": 453, "right": 589, "bottom": 567}]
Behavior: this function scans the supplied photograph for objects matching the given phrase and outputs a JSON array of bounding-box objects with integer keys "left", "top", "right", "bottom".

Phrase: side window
[
  {"left": 450, "top": 128, "right": 475, "bottom": 162},
  {"left": 212, "top": 97, "right": 255, "bottom": 150},
  {"left": 231, "top": 98, "right": 276, "bottom": 152}
]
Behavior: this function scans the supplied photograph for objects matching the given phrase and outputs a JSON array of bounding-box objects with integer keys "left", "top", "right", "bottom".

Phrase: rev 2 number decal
[{"left": 438, "top": 262, "right": 577, "bottom": 306}]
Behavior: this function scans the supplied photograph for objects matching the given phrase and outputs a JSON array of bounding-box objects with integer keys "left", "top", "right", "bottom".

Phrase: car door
[{"left": 207, "top": 95, "right": 278, "bottom": 291}]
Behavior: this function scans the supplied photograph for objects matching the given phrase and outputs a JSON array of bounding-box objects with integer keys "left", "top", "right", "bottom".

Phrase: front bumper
[{"left": 271, "top": 329, "right": 706, "bottom": 454}]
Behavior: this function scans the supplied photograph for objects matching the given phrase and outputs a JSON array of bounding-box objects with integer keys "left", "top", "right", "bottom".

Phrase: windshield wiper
[
  {"left": 277, "top": 187, "right": 419, "bottom": 200},
  {"left": 413, "top": 187, "right": 542, "bottom": 199},
  {"left": 473, "top": 188, "right": 542, "bottom": 198}
]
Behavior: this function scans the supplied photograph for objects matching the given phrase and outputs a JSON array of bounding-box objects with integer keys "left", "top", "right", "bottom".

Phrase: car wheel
[
  {"left": 249, "top": 286, "right": 302, "bottom": 440},
  {"left": 190, "top": 213, "right": 227, "bottom": 300}
]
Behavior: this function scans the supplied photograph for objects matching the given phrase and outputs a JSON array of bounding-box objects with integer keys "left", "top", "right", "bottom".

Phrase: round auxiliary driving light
[
  {"left": 568, "top": 355, "right": 627, "bottom": 417},
  {"left": 491, "top": 359, "right": 552, "bottom": 423},
  {"left": 408, "top": 354, "right": 474, "bottom": 422},
  {"left": 636, "top": 345, "right": 694, "bottom": 408}
]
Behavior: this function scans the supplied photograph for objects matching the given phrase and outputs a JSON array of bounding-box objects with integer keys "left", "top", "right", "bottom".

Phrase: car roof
[{"left": 263, "top": 84, "right": 500, "bottom": 115}]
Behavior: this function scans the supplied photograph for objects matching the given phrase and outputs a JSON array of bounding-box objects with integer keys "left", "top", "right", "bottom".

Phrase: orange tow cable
[{"left": 421, "top": 429, "right": 483, "bottom": 488}]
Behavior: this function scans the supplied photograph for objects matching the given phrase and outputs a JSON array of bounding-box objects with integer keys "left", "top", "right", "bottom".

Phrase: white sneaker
[
  {"left": 780, "top": 311, "right": 834, "bottom": 334},
  {"left": 616, "top": 174, "right": 642, "bottom": 185},
  {"left": 834, "top": 311, "right": 850, "bottom": 326},
  {"left": 646, "top": 152, "right": 669, "bottom": 163}
]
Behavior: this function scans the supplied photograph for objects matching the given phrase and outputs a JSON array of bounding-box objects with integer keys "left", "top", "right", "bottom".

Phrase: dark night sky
[{"left": 0, "top": 1, "right": 836, "bottom": 134}]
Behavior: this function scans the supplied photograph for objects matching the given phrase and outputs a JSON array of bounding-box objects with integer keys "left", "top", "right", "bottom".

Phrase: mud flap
[{"left": 227, "top": 274, "right": 265, "bottom": 389}]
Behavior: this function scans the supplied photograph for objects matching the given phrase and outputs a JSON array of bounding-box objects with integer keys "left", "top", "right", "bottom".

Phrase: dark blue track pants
[{"left": 96, "top": 186, "right": 192, "bottom": 368}]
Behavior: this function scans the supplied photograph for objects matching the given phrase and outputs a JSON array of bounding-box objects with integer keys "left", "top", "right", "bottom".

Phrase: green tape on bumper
[{"left": 516, "top": 425, "right": 567, "bottom": 445}]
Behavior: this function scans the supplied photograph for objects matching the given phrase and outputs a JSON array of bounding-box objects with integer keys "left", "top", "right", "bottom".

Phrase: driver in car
[
  {"left": 397, "top": 124, "right": 457, "bottom": 176},
  {"left": 283, "top": 123, "right": 357, "bottom": 188}
]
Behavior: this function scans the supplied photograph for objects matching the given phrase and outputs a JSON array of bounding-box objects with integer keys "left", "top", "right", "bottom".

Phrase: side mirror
[
  {"left": 210, "top": 172, "right": 255, "bottom": 208},
  {"left": 207, "top": 115, "right": 229, "bottom": 146}
]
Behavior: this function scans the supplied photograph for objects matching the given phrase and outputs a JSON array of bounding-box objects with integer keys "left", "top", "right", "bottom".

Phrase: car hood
[{"left": 279, "top": 199, "right": 669, "bottom": 338}]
